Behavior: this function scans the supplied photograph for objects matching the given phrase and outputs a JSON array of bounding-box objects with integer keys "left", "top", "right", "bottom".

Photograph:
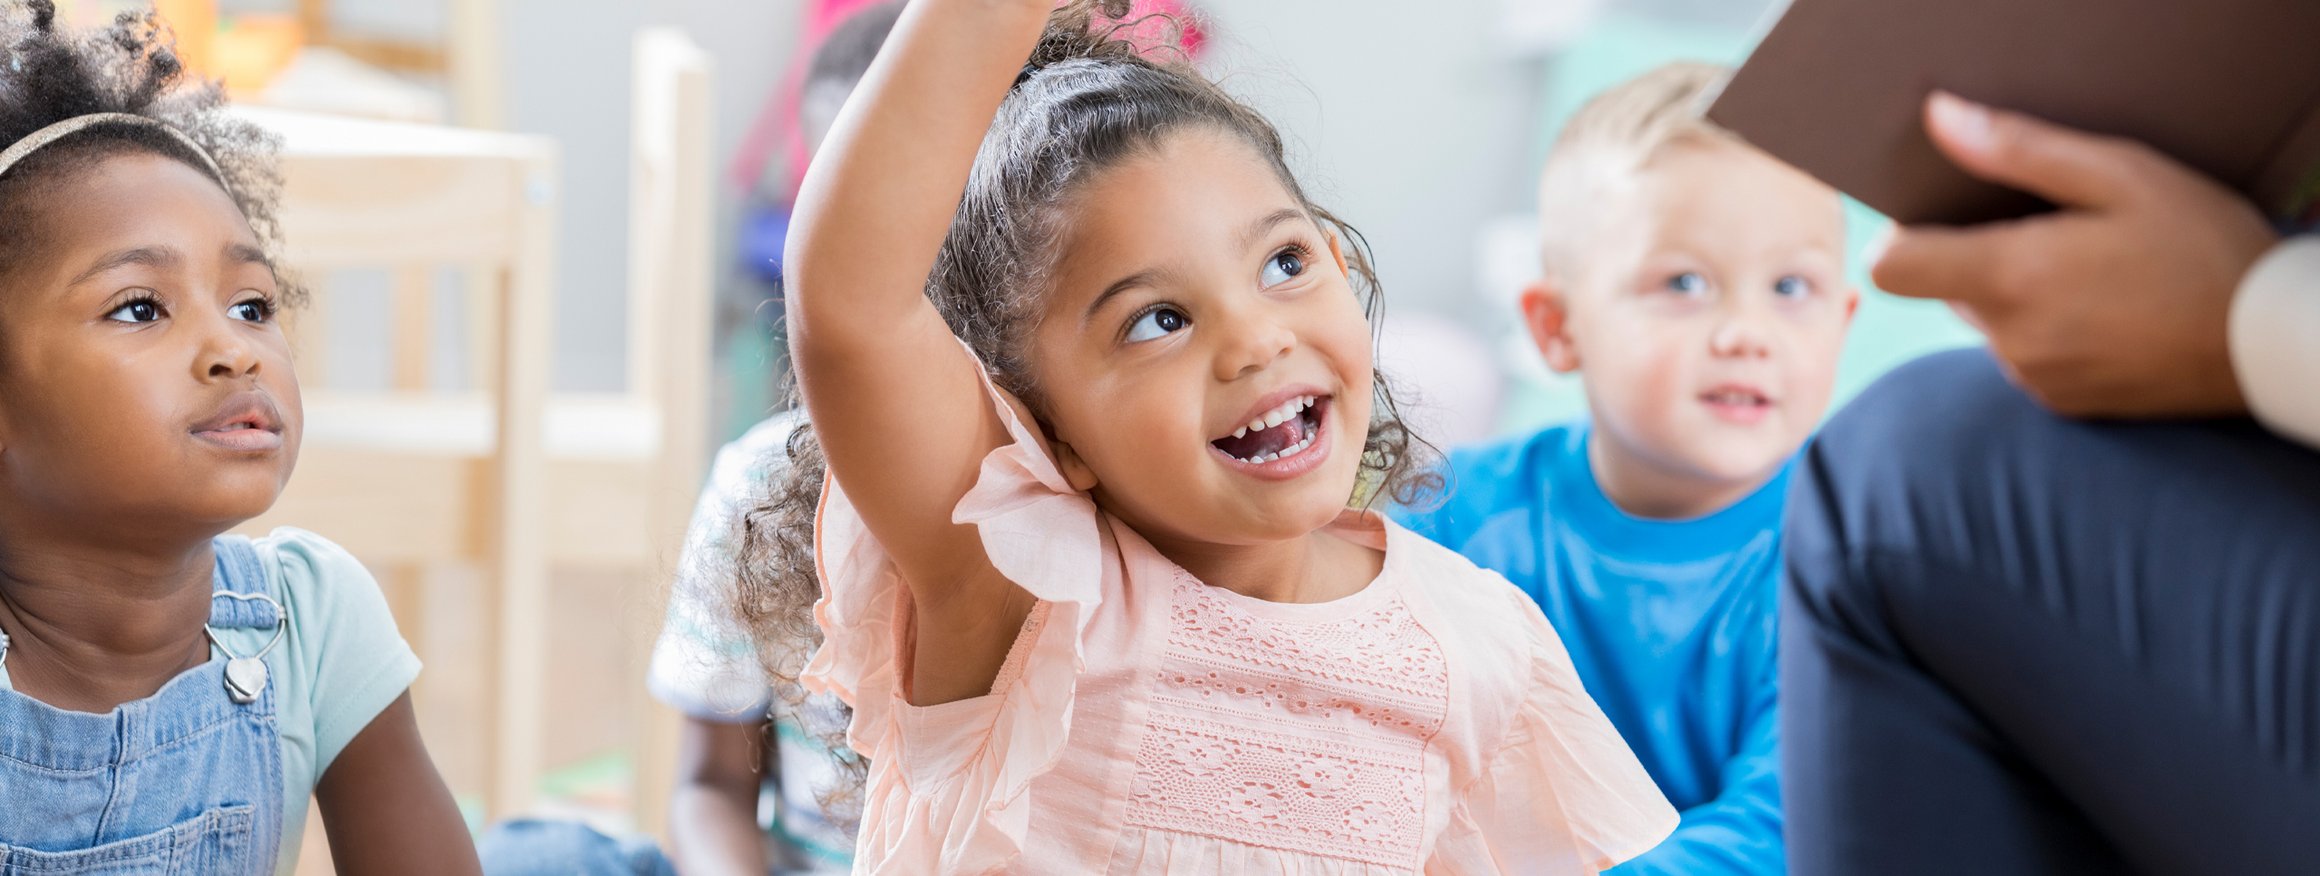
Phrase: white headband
[{"left": 0, "top": 112, "right": 228, "bottom": 191}]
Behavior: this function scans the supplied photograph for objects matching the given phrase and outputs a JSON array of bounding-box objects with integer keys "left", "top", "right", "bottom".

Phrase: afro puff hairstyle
[{"left": 0, "top": 0, "right": 295, "bottom": 302}]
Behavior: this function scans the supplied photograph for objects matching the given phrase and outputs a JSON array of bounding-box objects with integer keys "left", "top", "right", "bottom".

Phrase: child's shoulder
[
  {"left": 706, "top": 409, "right": 809, "bottom": 496},
  {"left": 242, "top": 527, "right": 407, "bottom": 657},
  {"left": 247, "top": 526, "right": 376, "bottom": 597},
  {"left": 1446, "top": 421, "right": 1579, "bottom": 476},
  {"left": 1399, "top": 421, "right": 1587, "bottom": 543},
  {"left": 1382, "top": 517, "right": 1545, "bottom": 630},
  {"left": 242, "top": 527, "right": 419, "bottom": 768},
  {"left": 724, "top": 409, "right": 808, "bottom": 467}
]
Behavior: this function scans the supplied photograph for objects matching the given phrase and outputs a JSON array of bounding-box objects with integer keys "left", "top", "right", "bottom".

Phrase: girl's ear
[
  {"left": 1051, "top": 438, "right": 1101, "bottom": 492},
  {"left": 1519, "top": 277, "right": 1583, "bottom": 373}
]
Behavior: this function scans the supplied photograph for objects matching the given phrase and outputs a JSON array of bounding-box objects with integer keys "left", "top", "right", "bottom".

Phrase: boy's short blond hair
[{"left": 1536, "top": 61, "right": 1738, "bottom": 275}]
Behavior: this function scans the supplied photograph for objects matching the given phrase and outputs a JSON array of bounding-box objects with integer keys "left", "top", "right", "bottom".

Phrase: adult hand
[{"left": 1871, "top": 91, "right": 2280, "bottom": 418}]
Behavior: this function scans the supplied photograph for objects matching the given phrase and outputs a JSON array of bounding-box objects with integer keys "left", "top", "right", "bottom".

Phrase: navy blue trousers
[{"left": 1783, "top": 349, "right": 2320, "bottom": 875}]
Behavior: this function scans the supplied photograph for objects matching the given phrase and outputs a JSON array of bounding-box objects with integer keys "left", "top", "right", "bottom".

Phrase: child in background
[
  {"left": 652, "top": 8, "right": 896, "bottom": 874},
  {"left": 0, "top": 4, "right": 475, "bottom": 873},
  {"left": 747, "top": 0, "right": 1676, "bottom": 872},
  {"left": 1397, "top": 62, "right": 1858, "bottom": 876},
  {"left": 647, "top": 412, "right": 852, "bottom": 876},
  {"left": 479, "top": 10, "right": 902, "bottom": 876}
]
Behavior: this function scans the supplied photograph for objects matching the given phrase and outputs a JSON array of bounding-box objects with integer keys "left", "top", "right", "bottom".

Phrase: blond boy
[{"left": 1398, "top": 62, "right": 1857, "bottom": 875}]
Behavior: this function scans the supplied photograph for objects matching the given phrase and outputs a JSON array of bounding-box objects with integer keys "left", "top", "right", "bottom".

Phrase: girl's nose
[
  {"left": 198, "top": 322, "right": 263, "bottom": 382},
  {"left": 1216, "top": 312, "right": 1297, "bottom": 382}
]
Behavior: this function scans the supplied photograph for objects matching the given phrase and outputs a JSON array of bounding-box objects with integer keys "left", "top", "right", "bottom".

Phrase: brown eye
[
  {"left": 1261, "top": 249, "right": 1306, "bottom": 287},
  {"left": 229, "top": 298, "right": 275, "bottom": 322},
  {"left": 1125, "top": 306, "right": 1189, "bottom": 343},
  {"left": 107, "top": 298, "right": 164, "bottom": 323}
]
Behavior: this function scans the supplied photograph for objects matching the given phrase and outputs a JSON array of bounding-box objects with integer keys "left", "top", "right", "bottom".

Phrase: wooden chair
[
  {"left": 623, "top": 26, "right": 715, "bottom": 839},
  {"left": 236, "top": 27, "right": 717, "bottom": 826},
  {"left": 292, "top": 0, "right": 506, "bottom": 128},
  {"left": 233, "top": 106, "right": 558, "bottom": 819}
]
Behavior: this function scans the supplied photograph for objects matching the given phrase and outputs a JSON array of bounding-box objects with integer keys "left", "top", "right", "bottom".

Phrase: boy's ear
[
  {"left": 1519, "top": 278, "right": 1582, "bottom": 373},
  {"left": 1051, "top": 438, "right": 1101, "bottom": 492}
]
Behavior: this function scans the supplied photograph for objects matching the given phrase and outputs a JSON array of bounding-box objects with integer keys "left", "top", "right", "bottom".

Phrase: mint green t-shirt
[{"left": 0, "top": 527, "right": 421, "bottom": 874}]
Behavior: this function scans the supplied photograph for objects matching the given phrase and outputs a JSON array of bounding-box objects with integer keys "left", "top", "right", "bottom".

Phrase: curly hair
[
  {"left": 729, "top": 0, "right": 1442, "bottom": 821},
  {"left": 0, "top": 0, "right": 295, "bottom": 302}
]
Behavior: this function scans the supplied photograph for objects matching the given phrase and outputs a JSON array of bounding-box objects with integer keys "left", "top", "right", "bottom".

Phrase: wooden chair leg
[{"left": 484, "top": 154, "right": 556, "bottom": 820}]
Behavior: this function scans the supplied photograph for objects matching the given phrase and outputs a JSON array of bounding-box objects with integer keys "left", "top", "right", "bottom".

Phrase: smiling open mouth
[{"left": 1212, "top": 395, "right": 1323, "bottom": 464}]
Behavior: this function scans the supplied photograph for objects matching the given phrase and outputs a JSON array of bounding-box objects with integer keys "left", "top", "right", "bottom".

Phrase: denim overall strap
[
  {"left": 207, "top": 535, "right": 280, "bottom": 630},
  {"left": 0, "top": 536, "right": 287, "bottom": 874}
]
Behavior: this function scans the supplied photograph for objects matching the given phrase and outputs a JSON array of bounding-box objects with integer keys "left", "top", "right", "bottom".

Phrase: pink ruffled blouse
[{"left": 804, "top": 373, "right": 1676, "bottom": 874}]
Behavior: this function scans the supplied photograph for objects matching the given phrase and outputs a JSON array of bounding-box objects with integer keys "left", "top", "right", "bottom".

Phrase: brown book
[{"left": 1704, "top": 0, "right": 2320, "bottom": 228}]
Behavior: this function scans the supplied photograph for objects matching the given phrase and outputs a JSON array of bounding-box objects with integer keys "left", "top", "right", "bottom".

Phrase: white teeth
[
  {"left": 1243, "top": 395, "right": 1316, "bottom": 436},
  {"left": 1219, "top": 395, "right": 1325, "bottom": 461},
  {"left": 1236, "top": 428, "right": 1318, "bottom": 465}
]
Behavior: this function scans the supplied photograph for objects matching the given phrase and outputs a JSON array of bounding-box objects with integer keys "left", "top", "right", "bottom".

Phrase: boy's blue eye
[
  {"left": 1773, "top": 275, "right": 1813, "bottom": 298},
  {"left": 1125, "top": 306, "right": 1188, "bottom": 343},
  {"left": 1665, "top": 272, "right": 1707, "bottom": 295},
  {"left": 106, "top": 298, "right": 164, "bottom": 323},
  {"left": 1260, "top": 249, "right": 1307, "bottom": 288}
]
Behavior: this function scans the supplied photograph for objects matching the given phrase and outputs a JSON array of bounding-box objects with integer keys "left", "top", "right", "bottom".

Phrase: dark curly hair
[
  {"left": 729, "top": 0, "right": 1442, "bottom": 821},
  {"left": 0, "top": 0, "right": 294, "bottom": 301}
]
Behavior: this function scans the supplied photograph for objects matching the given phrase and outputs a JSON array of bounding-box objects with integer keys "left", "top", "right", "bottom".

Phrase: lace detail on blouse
[{"left": 1124, "top": 571, "right": 1451, "bottom": 869}]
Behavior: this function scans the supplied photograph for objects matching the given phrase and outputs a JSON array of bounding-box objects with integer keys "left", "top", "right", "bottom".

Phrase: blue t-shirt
[{"left": 1394, "top": 423, "right": 1783, "bottom": 876}]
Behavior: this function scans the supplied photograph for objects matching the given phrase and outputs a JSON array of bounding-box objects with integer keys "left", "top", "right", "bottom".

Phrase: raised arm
[{"left": 783, "top": 0, "right": 1055, "bottom": 704}]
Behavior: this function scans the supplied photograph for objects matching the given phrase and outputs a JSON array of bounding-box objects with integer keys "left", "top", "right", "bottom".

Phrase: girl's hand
[{"left": 313, "top": 693, "right": 482, "bottom": 875}]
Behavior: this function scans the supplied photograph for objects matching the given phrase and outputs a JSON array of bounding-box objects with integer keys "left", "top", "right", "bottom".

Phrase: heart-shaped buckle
[{"left": 205, "top": 591, "right": 287, "bottom": 706}]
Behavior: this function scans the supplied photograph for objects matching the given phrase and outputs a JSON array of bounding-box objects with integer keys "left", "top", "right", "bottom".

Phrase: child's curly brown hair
[
  {"left": 0, "top": 0, "right": 295, "bottom": 301},
  {"left": 727, "top": 0, "right": 1443, "bottom": 824}
]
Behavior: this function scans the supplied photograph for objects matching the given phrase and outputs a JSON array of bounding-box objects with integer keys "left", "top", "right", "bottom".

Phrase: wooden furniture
[
  {"left": 624, "top": 26, "right": 715, "bottom": 839},
  {"left": 236, "top": 31, "right": 716, "bottom": 826},
  {"left": 293, "top": 0, "right": 506, "bottom": 128},
  {"left": 234, "top": 106, "right": 557, "bottom": 818}
]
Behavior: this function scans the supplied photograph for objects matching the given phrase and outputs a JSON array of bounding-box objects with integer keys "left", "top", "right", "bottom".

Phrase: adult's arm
[{"left": 2231, "top": 238, "right": 2320, "bottom": 448}]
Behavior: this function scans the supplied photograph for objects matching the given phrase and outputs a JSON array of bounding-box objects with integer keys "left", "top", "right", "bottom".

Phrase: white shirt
[{"left": 2232, "top": 236, "right": 2320, "bottom": 449}]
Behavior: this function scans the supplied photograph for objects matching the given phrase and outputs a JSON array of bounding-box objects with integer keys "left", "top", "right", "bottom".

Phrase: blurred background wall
[{"left": 125, "top": 0, "right": 1972, "bottom": 446}]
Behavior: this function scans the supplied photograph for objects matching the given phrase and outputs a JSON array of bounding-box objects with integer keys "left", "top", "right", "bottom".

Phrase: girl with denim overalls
[{"left": 0, "top": 4, "right": 479, "bottom": 873}]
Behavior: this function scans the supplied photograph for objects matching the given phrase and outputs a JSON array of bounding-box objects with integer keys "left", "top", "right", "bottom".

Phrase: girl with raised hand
[{"left": 745, "top": 1, "right": 1677, "bottom": 872}]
